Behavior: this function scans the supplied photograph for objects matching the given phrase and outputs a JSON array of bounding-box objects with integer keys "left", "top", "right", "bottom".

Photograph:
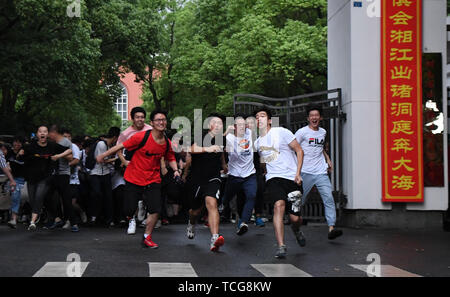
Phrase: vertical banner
[{"left": 381, "top": 0, "right": 423, "bottom": 202}]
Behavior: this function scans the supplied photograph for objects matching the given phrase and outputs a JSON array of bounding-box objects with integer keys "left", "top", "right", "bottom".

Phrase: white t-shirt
[
  {"left": 254, "top": 127, "right": 298, "bottom": 182},
  {"left": 226, "top": 128, "right": 255, "bottom": 178},
  {"left": 295, "top": 126, "right": 328, "bottom": 175},
  {"left": 70, "top": 143, "right": 81, "bottom": 185}
]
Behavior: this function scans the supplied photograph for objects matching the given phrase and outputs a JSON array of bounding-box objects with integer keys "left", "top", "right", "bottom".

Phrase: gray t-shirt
[
  {"left": 90, "top": 141, "right": 112, "bottom": 176},
  {"left": 56, "top": 137, "right": 72, "bottom": 175}
]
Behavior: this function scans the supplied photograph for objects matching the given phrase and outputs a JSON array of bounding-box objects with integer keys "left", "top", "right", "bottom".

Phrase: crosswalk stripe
[
  {"left": 349, "top": 264, "right": 422, "bottom": 277},
  {"left": 33, "top": 262, "right": 89, "bottom": 277},
  {"left": 251, "top": 264, "right": 312, "bottom": 277},
  {"left": 149, "top": 262, "right": 198, "bottom": 277}
]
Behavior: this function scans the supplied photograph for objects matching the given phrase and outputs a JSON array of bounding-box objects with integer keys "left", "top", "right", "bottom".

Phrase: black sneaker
[
  {"left": 49, "top": 220, "right": 65, "bottom": 230},
  {"left": 291, "top": 225, "right": 306, "bottom": 247},
  {"left": 328, "top": 229, "right": 343, "bottom": 240}
]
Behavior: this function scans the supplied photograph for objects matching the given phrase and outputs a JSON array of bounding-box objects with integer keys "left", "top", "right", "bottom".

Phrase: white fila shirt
[{"left": 295, "top": 126, "right": 328, "bottom": 175}]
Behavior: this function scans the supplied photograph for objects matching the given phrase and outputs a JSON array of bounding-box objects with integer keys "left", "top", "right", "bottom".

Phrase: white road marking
[
  {"left": 251, "top": 264, "right": 312, "bottom": 277},
  {"left": 349, "top": 264, "right": 422, "bottom": 277},
  {"left": 149, "top": 262, "right": 198, "bottom": 277},
  {"left": 33, "top": 262, "right": 89, "bottom": 277}
]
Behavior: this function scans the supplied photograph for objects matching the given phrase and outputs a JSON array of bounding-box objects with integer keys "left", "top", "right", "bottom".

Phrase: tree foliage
[
  {"left": 0, "top": 0, "right": 328, "bottom": 135},
  {"left": 144, "top": 0, "right": 328, "bottom": 119},
  {"left": 0, "top": 0, "right": 160, "bottom": 136}
]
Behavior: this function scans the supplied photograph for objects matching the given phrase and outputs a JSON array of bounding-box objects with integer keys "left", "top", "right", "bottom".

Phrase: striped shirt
[{"left": 0, "top": 151, "right": 7, "bottom": 169}]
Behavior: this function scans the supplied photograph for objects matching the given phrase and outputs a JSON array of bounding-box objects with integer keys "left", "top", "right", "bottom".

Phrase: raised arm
[{"left": 96, "top": 143, "right": 125, "bottom": 164}]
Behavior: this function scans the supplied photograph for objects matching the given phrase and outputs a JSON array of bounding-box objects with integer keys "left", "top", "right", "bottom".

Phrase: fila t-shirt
[
  {"left": 295, "top": 126, "right": 328, "bottom": 175},
  {"left": 123, "top": 131, "right": 176, "bottom": 186},
  {"left": 226, "top": 128, "right": 255, "bottom": 178},
  {"left": 254, "top": 127, "right": 298, "bottom": 182}
]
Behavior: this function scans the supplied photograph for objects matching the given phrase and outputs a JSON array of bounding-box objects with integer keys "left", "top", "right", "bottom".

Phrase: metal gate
[{"left": 233, "top": 89, "right": 347, "bottom": 222}]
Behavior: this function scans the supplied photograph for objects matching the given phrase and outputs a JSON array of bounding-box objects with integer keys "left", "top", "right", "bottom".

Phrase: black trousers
[
  {"left": 88, "top": 174, "right": 113, "bottom": 224},
  {"left": 47, "top": 175, "right": 78, "bottom": 225}
]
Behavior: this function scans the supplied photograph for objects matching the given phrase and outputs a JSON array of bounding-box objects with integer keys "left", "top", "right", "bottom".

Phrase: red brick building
[{"left": 115, "top": 70, "right": 161, "bottom": 126}]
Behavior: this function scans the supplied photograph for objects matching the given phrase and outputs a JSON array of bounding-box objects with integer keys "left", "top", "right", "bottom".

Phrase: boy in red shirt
[{"left": 97, "top": 110, "right": 180, "bottom": 248}]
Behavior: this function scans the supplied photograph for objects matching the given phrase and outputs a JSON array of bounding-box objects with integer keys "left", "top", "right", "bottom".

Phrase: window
[{"left": 115, "top": 83, "right": 128, "bottom": 127}]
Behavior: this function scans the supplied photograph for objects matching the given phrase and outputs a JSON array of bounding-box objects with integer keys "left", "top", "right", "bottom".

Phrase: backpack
[
  {"left": 85, "top": 140, "right": 106, "bottom": 170},
  {"left": 124, "top": 130, "right": 170, "bottom": 162}
]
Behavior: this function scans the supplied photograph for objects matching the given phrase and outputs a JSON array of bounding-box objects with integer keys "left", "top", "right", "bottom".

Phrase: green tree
[
  {"left": 145, "top": 0, "right": 328, "bottom": 119},
  {"left": 0, "top": 0, "right": 161, "bottom": 136}
]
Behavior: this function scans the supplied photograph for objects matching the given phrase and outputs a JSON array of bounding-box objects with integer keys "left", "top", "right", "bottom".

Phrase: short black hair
[
  {"left": 49, "top": 124, "right": 63, "bottom": 134},
  {"left": 61, "top": 128, "right": 71, "bottom": 136},
  {"left": 130, "top": 107, "right": 146, "bottom": 120},
  {"left": 150, "top": 109, "right": 168, "bottom": 121},
  {"left": 13, "top": 135, "right": 24, "bottom": 144},
  {"left": 253, "top": 107, "right": 272, "bottom": 119},
  {"left": 207, "top": 112, "right": 225, "bottom": 124},
  {"left": 234, "top": 112, "right": 247, "bottom": 120},
  {"left": 36, "top": 125, "right": 48, "bottom": 132},
  {"left": 306, "top": 104, "right": 323, "bottom": 117},
  {"left": 106, "top": 126, "right": 121, "bottom": 138},
  {"left": 72, "top": 135, "right": 84, "bottom": 145}
]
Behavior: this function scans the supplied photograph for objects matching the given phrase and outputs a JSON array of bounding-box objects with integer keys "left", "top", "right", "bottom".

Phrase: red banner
[{"left": 381, "top": 0, "right": 423, "bottom": 202}]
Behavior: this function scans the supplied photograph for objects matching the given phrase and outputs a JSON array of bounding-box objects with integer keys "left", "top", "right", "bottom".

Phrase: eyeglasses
[{"left": 153, "top": 118, "right": 167, "bottom": 123}]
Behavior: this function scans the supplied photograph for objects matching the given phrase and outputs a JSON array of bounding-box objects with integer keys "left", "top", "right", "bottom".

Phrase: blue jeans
[
  {"left": 301, "top": 173, "right": 336, "bottom": 226},
  {"left": 223, "top": 174, "right": 257, "bottom": 224},
  {"left": 10, "top": 177, "right": 25, "bottom": 214}
]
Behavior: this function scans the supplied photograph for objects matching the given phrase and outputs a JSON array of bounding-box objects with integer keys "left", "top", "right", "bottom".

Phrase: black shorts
[
  {"left": 266, "top": 177, "right": 302, "bottom": 216},
  {"left": 186, "top": 178, "right": 221, "bottom": 210},
  {"left": 124, "top": 182, "right": 162, "bottom": 216}
]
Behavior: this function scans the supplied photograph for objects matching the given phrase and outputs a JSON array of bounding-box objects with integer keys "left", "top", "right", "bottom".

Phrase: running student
[
  {"left": 116, "top": 106, "right": 152, "bottom": 235},
  {"left": 46, "top": 125, "right": 78, "bottom": 231},
  {"left": 295, "top": 104, "right": 343, "bottom": 240},
  {"left": 184, "top": 113, "right": 228, "bottom": 252},
  {"left": 20, "top": 125, "right": 72, "bottom": 231},
  {"left": 254, "top": 108, "right": 306, "bottom": 259},
  {"left": 223, "top": 114, "right": 257, "bottom": 236},
  {"left": 96, "top": 110, "right": 180, "bottom": 248}
]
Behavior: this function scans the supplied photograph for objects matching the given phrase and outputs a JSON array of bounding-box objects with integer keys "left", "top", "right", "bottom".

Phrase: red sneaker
[
  {"left": 142, "top": 235, "right": 159, "bottom": 249},
  {"left": 210, "top": 235, "right": 224, "bottom": 252}
]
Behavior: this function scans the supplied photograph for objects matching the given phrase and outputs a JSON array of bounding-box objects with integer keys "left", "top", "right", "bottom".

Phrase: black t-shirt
[
  {"left": 23, "top": 141, "right": 67, "bottom": 183},
  {"left": 189, "top": 131, "right": 225, "bottom": 183},
  {"left": 6, "top": 151, "right": 26, "bottom": 178}
]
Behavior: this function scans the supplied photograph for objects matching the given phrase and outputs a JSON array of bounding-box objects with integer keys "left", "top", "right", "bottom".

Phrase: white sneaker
[
  {"left": 154, "top": 219, "right": 162, "bottom": 229},
  {"left": 62, "top": 220, "right": 71, "bottom": 230},
  {"left": 187, "top": 221, "right": 195, "bottom": 239},
  {"left": 7, "top": 219, "right": 17, "bottom": 229},
  {"left": 80, "top": 212, "right": 88, "bottom": 224},
  {"left": 28, "top": 222, "right": 36, "bottom": 231},
  {"left": 127, "top": 219, "right": 136, "bottom": 235},
  {"left": 137, "top": 201, "right": 146, "bottom": 221}
]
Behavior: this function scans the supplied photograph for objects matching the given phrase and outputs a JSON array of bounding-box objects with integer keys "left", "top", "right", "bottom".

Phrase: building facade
[{"left": 328, "top": 0, "right": 448, "bottom": 228}]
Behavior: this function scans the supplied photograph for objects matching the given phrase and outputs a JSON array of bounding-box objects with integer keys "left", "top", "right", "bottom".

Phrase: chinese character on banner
[{"left": 381, "top": 0, "right": 423, "bottom": 202}]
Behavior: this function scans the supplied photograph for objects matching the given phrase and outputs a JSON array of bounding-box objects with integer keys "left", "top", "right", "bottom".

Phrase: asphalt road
[{"left": 1, "top": 221, "right": 450, "bottom": 277}]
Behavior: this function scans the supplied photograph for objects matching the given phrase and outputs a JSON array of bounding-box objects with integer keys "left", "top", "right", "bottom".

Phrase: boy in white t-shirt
[
  {"left": 223, "top": 114, "right": 257, "bottom": 236},
  {"left": 254, "top": 108, "right": 306, "bottom": 259},
  {"left": 295, "top": 105, "right": 343, "bottom": 240}
]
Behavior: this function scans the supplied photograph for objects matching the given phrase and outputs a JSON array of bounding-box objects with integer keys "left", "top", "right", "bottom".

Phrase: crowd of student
[{"left": 0, "top": 105, "right": 342, "bottom": 258}]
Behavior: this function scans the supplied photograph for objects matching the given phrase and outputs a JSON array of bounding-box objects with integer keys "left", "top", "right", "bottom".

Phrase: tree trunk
[{"left": 148, "top": 65, "right": 161, "bottom": 110}]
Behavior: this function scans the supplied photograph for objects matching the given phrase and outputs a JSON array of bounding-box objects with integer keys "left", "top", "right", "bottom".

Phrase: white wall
[
  {"left": 407, "top": 0, "right": 448, "bottom": 211},
  {"left": 328, "top": 0, "right": 354, "bottom": 207},
  {"left": 328, "top": 0, "right": 448, "bottom": 211}
]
